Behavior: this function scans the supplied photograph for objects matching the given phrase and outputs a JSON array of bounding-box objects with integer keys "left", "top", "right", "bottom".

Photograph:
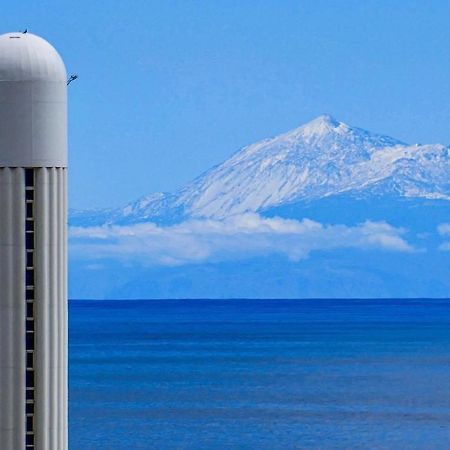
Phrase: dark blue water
[{"left": 70, "top": 299, "right": 450, "bottom": 449}]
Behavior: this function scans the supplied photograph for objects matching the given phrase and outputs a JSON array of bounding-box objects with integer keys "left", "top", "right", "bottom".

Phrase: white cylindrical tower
[{"left": 0, "top": 33, "right": 68, "bottom": 450}]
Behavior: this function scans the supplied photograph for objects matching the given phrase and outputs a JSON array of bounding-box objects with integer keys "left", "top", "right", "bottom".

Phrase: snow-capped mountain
[
  {"left": 71, "top": 115, "right": 450, "bottom": 225},
  {"left": 69, "top": 115, "right": 450, "bottom": 299}
]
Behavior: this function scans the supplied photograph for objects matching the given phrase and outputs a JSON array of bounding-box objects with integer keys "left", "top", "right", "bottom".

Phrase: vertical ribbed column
[
  {"left": 34, "top": 167, "right": 67, "bottom": 450},
  {"left": 0, "top": 168, "right": 26, "bottom": 449},
  {"left": 60, "top": 168, "right": 68, "bottom": 450}
]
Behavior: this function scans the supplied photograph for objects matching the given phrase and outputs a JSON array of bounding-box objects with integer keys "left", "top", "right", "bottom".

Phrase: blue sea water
[{"left": 70, "top": 299, "right": 450, "bottom": 449}]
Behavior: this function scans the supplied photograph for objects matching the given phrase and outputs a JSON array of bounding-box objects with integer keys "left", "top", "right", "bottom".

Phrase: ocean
[{"left": 69, "top": 299, "right": 450, "bottom": 449}]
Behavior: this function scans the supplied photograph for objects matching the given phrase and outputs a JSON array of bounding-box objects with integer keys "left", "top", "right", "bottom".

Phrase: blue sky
[{"left": 4, "top": 0, "right": 450, "bottom": 209}]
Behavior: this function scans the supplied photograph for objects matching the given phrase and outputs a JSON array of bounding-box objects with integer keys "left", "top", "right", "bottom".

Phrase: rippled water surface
[{"left": 69, "top": 299, "right": 450, "bottom": 449}]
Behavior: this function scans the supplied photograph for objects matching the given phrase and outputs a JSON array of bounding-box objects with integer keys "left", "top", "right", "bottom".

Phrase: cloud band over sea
[{"left": 70, "top": 213, "right": 415, "bottom": 266}]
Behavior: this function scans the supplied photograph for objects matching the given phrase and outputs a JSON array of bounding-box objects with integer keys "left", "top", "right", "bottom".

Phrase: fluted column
[
  {"left": 34, "top": 167, "right": 68, "bottom": 450},
  {"left": 0, "top": 168, "right": 26, "bottom": 449}
]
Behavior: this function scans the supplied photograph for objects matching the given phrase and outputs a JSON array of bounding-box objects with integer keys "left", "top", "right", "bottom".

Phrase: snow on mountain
[
  {"left": 176, "top": 115, "right": 450, "bottom": 218},
  {"left": 71, "top": 115, "right": 450, "bottom": 225}
]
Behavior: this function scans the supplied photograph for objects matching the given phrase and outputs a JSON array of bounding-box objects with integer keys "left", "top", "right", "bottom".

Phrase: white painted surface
[
  {"left": 0, "top": 168, "right": 68, "bottom": 449},
  {"left": 0, "top": 33, "right": 67, "bottom": 168},
  {"left": 0, "top": 168, "right": 25, "bottom": 449},
  {"left": 0, "top": 32, "right": 68, "bottom": 450},
  {"left": 34, "top": 168, "right": 67, "bottom": 450}
]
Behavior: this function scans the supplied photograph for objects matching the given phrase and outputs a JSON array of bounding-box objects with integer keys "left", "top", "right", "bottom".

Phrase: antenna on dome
[
  {"left": 22, "top": 29, "right": 28, "bottom": 34},
  {"left": 67, "top": 74, "right": 78, "bottom": 85}
]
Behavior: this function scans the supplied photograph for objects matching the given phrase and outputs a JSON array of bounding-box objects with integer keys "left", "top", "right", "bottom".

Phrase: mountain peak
[
  {"left": 311, "top": 114, "right": 339, "bottom": 126},
  {"left": 296, "top": 114, "right": 346, "bottom": 138},
  {"left": 73, "top": 116, "right": 450, "bottom": 224}
]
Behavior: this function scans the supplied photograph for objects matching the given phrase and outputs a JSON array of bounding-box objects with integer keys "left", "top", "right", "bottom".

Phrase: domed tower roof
[
  {"left": 0, "top": 32, "right": 66, "bottom": 82},
  {"left": 0, "top": 32, "right": 67, "bottom": 167}
]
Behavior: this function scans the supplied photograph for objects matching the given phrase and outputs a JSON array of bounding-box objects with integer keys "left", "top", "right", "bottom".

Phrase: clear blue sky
[{"left": 3, "top": 1, "right": 450, "bottom": 209}]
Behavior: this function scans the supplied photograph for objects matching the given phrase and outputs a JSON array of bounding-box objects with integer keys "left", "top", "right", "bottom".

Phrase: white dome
[
  {"left": 0, "top": 32, "right": 67, "bottom": 167},
  {"left": 0, "top": 32, "right": 66, "bottom": 82}
]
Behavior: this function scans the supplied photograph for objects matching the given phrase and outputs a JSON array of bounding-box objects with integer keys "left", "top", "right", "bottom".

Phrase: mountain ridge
[{"left": 70, "top": 115, "right": 450, "bottom": 226}]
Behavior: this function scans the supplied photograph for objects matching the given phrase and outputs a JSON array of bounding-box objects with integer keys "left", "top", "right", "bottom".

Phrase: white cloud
[
  {"left": 438, "top": 223, "right": 450, "bottom": 236},
  {"left": 69, "top": 213, "right": 415, "bottom": 266},
  {"left": 437, "top": 223, "right": 450, "bottom": 251}
]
